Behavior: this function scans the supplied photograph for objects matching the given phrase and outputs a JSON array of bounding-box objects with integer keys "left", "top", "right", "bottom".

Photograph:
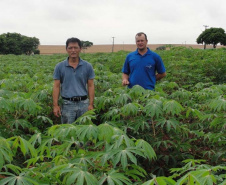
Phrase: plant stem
[{"left": 151, "top": 118, "right": 156, "bottom": 137}]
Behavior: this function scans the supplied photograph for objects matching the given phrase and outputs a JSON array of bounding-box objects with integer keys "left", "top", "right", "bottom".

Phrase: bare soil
[{"left": 38, "top": 44, "right": 224, "bottom": 54}]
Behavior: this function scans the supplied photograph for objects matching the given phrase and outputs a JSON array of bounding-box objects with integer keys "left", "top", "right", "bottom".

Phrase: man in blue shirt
[
  {"left": 53, "top": 37, "right": 95, "bottom": 123},
  {"left": 122, "top": 32, "right": 166, "bottom": 90}
]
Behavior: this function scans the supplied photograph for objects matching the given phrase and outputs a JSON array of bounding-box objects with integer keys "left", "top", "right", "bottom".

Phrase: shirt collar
[
  {"left": 65, "top": 57, "right": 84, "bottom": 67},
  {"left": 135, "top": 47, "right": 152, "bottom": 55}
]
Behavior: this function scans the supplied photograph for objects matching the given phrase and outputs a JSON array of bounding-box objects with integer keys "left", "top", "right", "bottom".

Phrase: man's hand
[
  {"left": 122, "top": 73, "right": 129, "bottom": 86},
  {"left": 122, "top": 79, "right": 130, "bottom": 86},
  {"left": 88, "top": 104, "right": 94, "bottom": 110},
  {"left": 53, "top": 105, "right": 61, "bottom": 117}
]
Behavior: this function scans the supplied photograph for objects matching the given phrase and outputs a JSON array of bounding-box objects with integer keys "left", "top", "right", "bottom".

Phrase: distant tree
[
  {"left": 156, "top": 45, "right": 166, "bottom": 50},
  {"left": 0, "top": 32, "right": 40, "bottom": 55},
  {"left": 81, "top": 40, "right": 93, "bottom": 50},
  {"left": 196, "top": 27, "right": 226, "bottom": 49}
]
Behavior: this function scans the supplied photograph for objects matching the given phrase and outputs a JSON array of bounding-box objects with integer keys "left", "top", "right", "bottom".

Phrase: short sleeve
[
  {"left": 53, "top": 63, "right": 61, "bottom": 80},
  {"left": 155, "top": 55, "right": 166, "bottom": 74},
  {"left": 88, "top": 63, "right": 95, "bottom": 79},
  {"left": 122, "top": 55, "right": 130, "bottom": 74}
]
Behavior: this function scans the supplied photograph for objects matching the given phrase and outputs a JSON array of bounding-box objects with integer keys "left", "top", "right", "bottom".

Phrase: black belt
[{"left": 62, "top": 96, "right": 87, "bottom": 102}]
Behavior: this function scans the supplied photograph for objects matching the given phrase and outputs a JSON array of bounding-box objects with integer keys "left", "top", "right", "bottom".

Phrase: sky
[{"left": 0, "top": 0, "right": 225, "bottom": 45}]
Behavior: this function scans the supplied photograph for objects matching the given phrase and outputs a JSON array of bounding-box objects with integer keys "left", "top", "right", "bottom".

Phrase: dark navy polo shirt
[
  {"left": 53, "top": 58, "right": 95, "bottom": 98},
  {"left": 122, "top": 48, "right": 166, "bottom": 90}
]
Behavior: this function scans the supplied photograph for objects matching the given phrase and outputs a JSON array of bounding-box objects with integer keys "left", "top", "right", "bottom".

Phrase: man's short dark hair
[
  {"left": 66, "top": 37, "right": 82, "bottom": 49},
  {"left": 136, "top": 32, "right": 148, "bottom": 41}
]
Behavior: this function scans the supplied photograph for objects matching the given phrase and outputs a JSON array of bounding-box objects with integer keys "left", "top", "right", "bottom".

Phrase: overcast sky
[{"left": 0, "top": 0, "right": 225, "bottom": 45}]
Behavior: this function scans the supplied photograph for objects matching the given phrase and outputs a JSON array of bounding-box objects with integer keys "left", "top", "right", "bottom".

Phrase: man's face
[
  {"left": 135, "top": 34, "right": 148, "bottom": 50},
  {"left": 66, "top": 42, "right": 81, "bottom": 58}
]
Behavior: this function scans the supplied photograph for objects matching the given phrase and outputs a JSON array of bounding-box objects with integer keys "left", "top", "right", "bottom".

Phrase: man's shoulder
[
  {"left": 80, "top": 59, "right": 93, "bottom": 67},
  {"left": 128, "top": 50, "right": 137, "bottom": 56},
  {"left": 147, "top": 48, "right": 161, "bottom": 58},
  {"left": 56, "top": 59, "right": 67, "bottom": 67}
]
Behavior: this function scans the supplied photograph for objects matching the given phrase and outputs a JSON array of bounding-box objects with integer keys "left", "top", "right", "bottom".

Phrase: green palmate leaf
[
  {"left": 95, "top": 96, "right": 114, "bottom": 111},
  {"left": 102, "top": 107, "right": 121, "bottom": 121},
  {"left": 38, "top": 137, "right": 59, "bottom": 156},
  {"left": 110, "top": 147, "right": 145, "bottom": 170},
  {"left": 75, "top": 109, "right": 96, "bottom": 125},
  {"left": 128, "top": 85, "right": 146, "bottom": 99},
  {"left": 115, "top": 93, "right": 131, "bottom": 105},
  {"left": 2, "top": 164, "right": 22, "bottom": 175},
  {"left": 132, "top": 118, "right": 150, "bottom": 132},
  {"left": 7, "top": 136, "right": 37, "bottom": 158},
  {"left": 163, "top": 100, "right": 184, "bottom": 116},
  {"left": 31, "top": 89, "right": 50, "bottom": 102},
  {"left": 52, "top": 155, "right": 68, "bottom": 165},
  {"left": 18, "top": 97, "right": 42, "bottom": 115},
  {"left": 170, "top": 89, "right": 192, "bottom": 101},
  {"left": 71, "top": 155, "right": 94, "bottom": 170},
  {"left": 209, "top": 97, "right": 226, "bottom": 112},
  {"left": 153, "top": 140, "right": 176, "bottom": 150},
  {"left": 99, "top": 170, "right": 131, "bottom": 185},
  {"left": 142, "top": 176, "right": 176, "bottom": 185},
  {"left": 125, "top": 164, "right": 147, "bottom": 182},
  {"left": 121, "top": 103, "right": 142, "bottom": 117},
  {"left": 175, "top": 172, "right": 201, "bottom": 185},
  {"left": 36, "top": 116, "right": 53, "bottom": 125},
  {"left": 47, "top": 124, "right": 77, "bottom": 140},
  {"left": 111, "top": 134, "right": 135, "bottom": 148},
  {"left": 144, "top": 99, "right": 163, "bottom": 118},
  {"left": 25, "top": 155, "right": 47, "bottom": 167},
  {"left": 60, "top": 167, "right": 98, "bottom": 185},
  {"left": 112, "top": 126, "right": 124, "bottom": 135},
  {"left": 0, "top": 137, "right": 13, "bottom": 170},
  {"left": 0, "top": 89, "right": 12, "bottom": 97},
  {"left": 7, "top": 118, "right": 32, "bottom": 130},
  {"left": 219, "top": 180, "right": 226, "bottom": 185},
  {"left": 49, "top": 163, "right": 70, "bottom": 175},
  {"left": 76, "top": 124, "right": 98, "bottom": 142},
  {"left": 186, "top": 107, "right": 202, "bottom": 119},
  {"left": 156, "top": 118, "right": 180, "bottom": 132},
  {"left": 98, "top": 150, "right": 112, "bottom": 166},
  {"left": 199, "top": 171, "right": 217, "bottom": 185},
  {"left": 54, "top": 138, "right": 81, "bottom": 156},
  {"left": 0, "top": 97, "right": 11, "bottom": 111},
  {"left": 0, "top": 172, "right": 39, "bottom": 185},
  {"left": 29, "top": 133, "right": 42, "bottom": 146},
  {"left": 98, "top": 123, "right": 114, "bottom": 143},
  {"left": 135, "top": 139, "right": 156, "bottom": 160},
  {"left": 210, "top": 117, "right": 226, "bottom": 130}
]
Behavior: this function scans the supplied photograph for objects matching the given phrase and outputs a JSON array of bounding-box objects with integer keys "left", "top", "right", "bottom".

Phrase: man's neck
[
  {"left": 68, "top": 57, "right": 79, "bottom": 68},
  {"left": 69, "top": 57, "right": 79, "bottom": 63},
  {"left": 138, "top": 47, "right": 148, "bottom": 56}
]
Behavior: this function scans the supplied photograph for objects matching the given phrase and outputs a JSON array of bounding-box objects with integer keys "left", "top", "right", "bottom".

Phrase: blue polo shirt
[
  {"left": 53, "top": 58, "right": 95, "bottom": 98},
  {"left": 122, "top": 48, "right": 166, "bottom": 90}
]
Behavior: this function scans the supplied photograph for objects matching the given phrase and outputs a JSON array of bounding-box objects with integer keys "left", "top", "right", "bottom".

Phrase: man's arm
[
  {"left": 87, "top": 79, "right": 95, "bottom": 110},
  {"left": 156, "top": 72, "right": 166, "bottom": 81},
  {"left": 53, "top": 80, "right": 61, "bottom": 117},
  {"left": 122, "top": 73, "right": 130, "bottom": 86}
]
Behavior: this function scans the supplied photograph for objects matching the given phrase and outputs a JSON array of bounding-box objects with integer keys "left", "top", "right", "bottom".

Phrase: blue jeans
[{"left": 61, "top": 99, "right": 89, "bottom": 124}]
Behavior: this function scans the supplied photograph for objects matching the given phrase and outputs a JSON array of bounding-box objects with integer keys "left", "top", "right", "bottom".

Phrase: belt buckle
[{"left": 72, "top": 97, "right": 81, "bottom": 101}]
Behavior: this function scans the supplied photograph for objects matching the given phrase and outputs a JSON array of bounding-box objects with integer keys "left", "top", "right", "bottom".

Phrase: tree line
[
  {"left": 0, "top": 28, "right": 225, "bottom": 55},
  {"left": 0, "top": 32, "right": 40, "bottom": 55}
]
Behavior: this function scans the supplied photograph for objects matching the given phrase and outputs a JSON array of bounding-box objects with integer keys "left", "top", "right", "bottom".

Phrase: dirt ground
[{"left": 38, "top": 44, "right": 223, "bottom": 54}]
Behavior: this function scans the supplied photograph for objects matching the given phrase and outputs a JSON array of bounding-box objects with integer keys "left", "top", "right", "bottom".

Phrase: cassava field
[{"left": 0, "top": 47, "right": 225, "bottom": 185}]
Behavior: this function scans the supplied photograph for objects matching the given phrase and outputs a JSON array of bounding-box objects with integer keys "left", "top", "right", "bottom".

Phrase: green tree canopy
[
  {"left": 81, "top": 40, "right": 93, "bottom": 50},
  {"left": 0, "top": 32, "right": 40, "bottom": 55},
  {"left": 196, "top": 27, "right": 226, "bottom": 48}
]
